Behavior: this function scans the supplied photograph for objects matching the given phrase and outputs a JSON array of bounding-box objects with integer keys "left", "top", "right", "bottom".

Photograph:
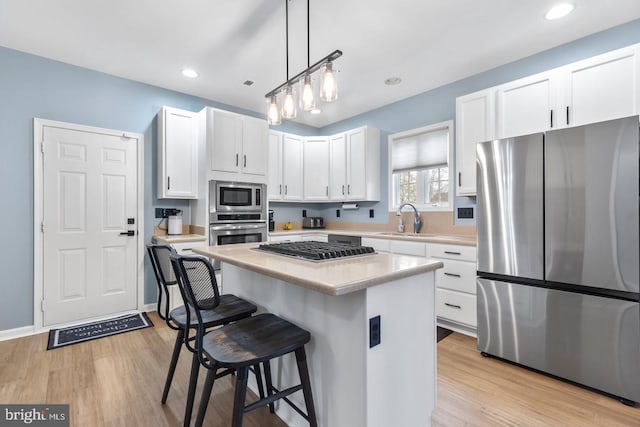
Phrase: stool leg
[
  {"left": 194, "top": 367, "right": 217, "bottom": 427},
  {"left": 253, "top": 364, "right": 265, "bottom": 400},
  {"left": 295, "top": 347, "right": 318, "bottom": 427},
  {"left": 263, "top": 360, "right": 275, "bottom": 413},
  {"left": 231, "top": 367, "right": 249, "bottom": 427},
  {"left": 184, "top": 351, "right": 200, "bottom": 427},
  {"left": 162, "top": 328, "right": 184, "bottom": 403}
]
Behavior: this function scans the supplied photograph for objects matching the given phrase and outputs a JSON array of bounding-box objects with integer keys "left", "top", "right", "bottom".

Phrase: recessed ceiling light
[
  {"left": 384, "top": 77, "right": 402, "bottom": 86},
  {"left": 310, "top": 109, "right": 321, "bottom": 115},
  {"left": 545, "top": 3, "right": 575, "bottom": 20},
  {"left": 181, "top": 68, "right": 198, "bottom": 78}
]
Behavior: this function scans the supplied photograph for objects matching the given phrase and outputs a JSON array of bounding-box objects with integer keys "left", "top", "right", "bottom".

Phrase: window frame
[{"left": 388, "top": 120, "right": 454, "bottom": 212}]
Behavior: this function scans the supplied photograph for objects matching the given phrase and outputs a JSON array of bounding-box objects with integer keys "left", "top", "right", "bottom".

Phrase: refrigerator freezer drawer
[
  {"left": 436, "top": 259, "right": 477, "bottom": 294},
  {"left": 436, "top": 289, "right": 477, "bottom": 327},
  {"left": 477, "top": 278, "right": 640, "bottom": 402}
]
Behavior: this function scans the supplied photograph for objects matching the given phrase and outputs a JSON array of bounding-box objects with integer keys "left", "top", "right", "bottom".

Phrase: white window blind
[{"left": 391, "top": 127, "right": 449, "bottom": 172}]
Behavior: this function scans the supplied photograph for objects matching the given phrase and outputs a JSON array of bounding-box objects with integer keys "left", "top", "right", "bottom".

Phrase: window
[{"left": 388, "top": 120, "right": 453, "bottom": 211}]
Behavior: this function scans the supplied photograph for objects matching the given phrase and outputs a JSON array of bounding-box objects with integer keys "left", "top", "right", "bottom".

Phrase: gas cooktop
[{"left": 256, "top": 241, "right": 376, "bottom": 262}]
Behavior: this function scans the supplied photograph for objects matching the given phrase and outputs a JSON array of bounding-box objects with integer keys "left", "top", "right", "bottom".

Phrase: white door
[{"left": 42, "top": 125, "right": 138, "bottom": 326}]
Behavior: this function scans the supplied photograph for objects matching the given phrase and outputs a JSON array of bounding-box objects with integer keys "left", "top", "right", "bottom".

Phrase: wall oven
[{"left": 209, "top": 180, "right": 267, "bottom": 269}]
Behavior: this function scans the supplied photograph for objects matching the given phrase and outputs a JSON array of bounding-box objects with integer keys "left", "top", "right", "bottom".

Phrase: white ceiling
[{"left": 2, "top": 1, "right": 640, "bottom": 128}]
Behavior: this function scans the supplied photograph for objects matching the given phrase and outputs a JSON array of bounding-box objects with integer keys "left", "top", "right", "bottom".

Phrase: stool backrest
[
  {"left": 146, "top": 244, "right": 178, "bottom": 322},
  {"left": 170, "top": 254, "right": 221, "bottom": 312}
]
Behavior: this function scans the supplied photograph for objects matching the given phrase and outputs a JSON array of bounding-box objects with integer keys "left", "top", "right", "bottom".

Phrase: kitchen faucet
[{"left": 396, "top": 203, "right": 422, "bottom": 234}]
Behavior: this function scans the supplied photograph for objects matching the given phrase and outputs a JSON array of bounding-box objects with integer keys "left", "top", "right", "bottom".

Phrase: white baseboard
[
  {"left": 141, "top": 303, "right": 157, "bottom": 313},
  {"left": 0, "top": 325, "right": 36, "bottom": 342}
]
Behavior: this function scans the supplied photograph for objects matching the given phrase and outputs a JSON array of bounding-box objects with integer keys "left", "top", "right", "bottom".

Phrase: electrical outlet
[
  {"left": 302, "top": 209, "right": 307, "bottom": 217},
  {"left": 369, "top": 315, "right": 381, "bottom": 348},
  {"left": 336, "top": 209, "right": 341, "bottom": 218},
  {"left": 369, "top": 209, "right": 374, "bottom": 218},
  {"left": 155, "top": 208, "right": 179, "bottom": 218}
]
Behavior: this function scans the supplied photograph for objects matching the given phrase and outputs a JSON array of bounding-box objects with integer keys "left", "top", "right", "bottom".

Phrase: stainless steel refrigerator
[{"left": 476, "top": 115, "right": 640, "bottom": 405}]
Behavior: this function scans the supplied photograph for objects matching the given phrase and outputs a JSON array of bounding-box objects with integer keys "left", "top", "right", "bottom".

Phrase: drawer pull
[
  {"left": 444, "top": 251, "right": 461, "bottom": 255},
  {"left": 444, "top": 302, "right": 462, "bottom": 309},
  {"left": 444, "top": 272, "right": 461, "bottom": 278}
]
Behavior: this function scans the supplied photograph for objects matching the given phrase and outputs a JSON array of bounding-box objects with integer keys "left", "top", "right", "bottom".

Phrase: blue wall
[
  {"left": 270, "top": 18, "right": 640, "bottom": 226},
  {"left": 2, "top": 18, "right": 640, "bottom": 331}
]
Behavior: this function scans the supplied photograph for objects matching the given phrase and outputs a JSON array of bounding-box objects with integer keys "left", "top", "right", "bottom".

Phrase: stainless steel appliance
[
  {"left": 209, "top": 180, "right": 267, "bottom": 268},
  {"left": 302, "top": 217, "right": 325, "bottom": 229},
  {"left": 476, "top": 116, "right": 640, "bottom": 405},
  {"left": 256, "top": 241, "right": 375, "bottom": 261}
]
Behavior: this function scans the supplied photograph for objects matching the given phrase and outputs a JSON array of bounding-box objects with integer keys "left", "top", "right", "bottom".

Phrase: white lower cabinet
[
  {"left": 427, "top": 243, "right": 477, "bottom": 334},
  {"left": 361, "top": 237, "right": 390, "bottom": 253}
]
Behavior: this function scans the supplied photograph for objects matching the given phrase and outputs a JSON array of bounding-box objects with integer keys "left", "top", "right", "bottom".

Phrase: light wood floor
[{"left": 0, "top": 313, "right": 638, "bottom": 426}]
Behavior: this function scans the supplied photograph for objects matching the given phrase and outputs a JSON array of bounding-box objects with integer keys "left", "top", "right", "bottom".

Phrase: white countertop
[{"left": 193, "top": 242, "right": 443, "bottom": 296}]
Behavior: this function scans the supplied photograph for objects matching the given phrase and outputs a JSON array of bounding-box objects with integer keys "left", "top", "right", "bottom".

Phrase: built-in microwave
[{"left": 209, "top": 180, "right": 266, "bottom": 220}]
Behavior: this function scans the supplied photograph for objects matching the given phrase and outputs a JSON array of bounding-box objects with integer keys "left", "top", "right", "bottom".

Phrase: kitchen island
[{"left": 193, "top": 243, "right": 443, "bottom": 427}]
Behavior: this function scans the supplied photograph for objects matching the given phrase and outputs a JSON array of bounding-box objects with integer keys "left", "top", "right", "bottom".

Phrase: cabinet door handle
[
  {"left": 244, "top": 154, "right": 247, "bottom": 168},
  {"left": 444, "top": 302, "right": 462, "bottom": 309},
  {"left": 279, "top": 184, "right": 282, "bottom": 195},
  {"left": 347, "top": 184, "right": 350, "bottom": 195},
  {"left": 458, "top": 172, "right": 461, "bottom": 187},
  {"left": 444, "top": 251, "right": 461, "bottom": 255},
  {"left": 444, "top": 272, "right": 461, "bottom": 278},
  {"left": 284, "top": 185, "right": 288, "bottom": 195},
  {"left": 342, "top": 185, "right": 345, "bottom": 195},
  {"left": 167, "top": 176, "right": 170, "bottom": 190},
  {"left": 566, "top": 106, "right": 569, "bottom": 125},
  {"left": 326, "top": 186, "right": 329, "bottom": 196},
  {"left": 550, "top": 109, "right": 554, "bottom": 128},
  {"left": 235, "top": 153, "right": 239, "bottom": 167}
]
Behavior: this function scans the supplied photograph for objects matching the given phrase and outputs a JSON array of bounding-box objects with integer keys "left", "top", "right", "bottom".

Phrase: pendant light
[
  {"left": 265, "top": 0, "right": 342, "bottom": 124},
  {"left": 267, "top": 95, "right": 281, "bottom": 125}
]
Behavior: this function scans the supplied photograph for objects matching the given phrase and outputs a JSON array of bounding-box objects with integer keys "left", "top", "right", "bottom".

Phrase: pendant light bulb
[
  {"left": 299, "top": 74, "right": 316, "bottom": 111},
  {"left": 282, "top": 85, "right": 297, "bottom": 119},
  {"left": 320, "top": 61, "right": 338, "bottom": 102},
  {"left": 267, "top": 95, "right": 281, "bottom": 125}
]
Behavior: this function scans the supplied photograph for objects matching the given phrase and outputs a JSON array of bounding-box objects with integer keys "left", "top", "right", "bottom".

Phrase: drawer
[
  {"left": 171, "top": 241, "right": 206, "bottom": 255},
  {"left": 301, "top": 234, "right": 328, "bottom": 242},
  {"left": 428, "top": 243, "right": 476, "bottom": 262},
  {"left": 362, "top": 237, "right": 390, "bottom": 253},
  {"left": 436, "top": 289, "right": 477, "bottom": 327},
  {"left": 389, "top": 240, "right": 427, "bottom": 257},
  {"left": 436, "top": 259, "right": 477, "bottom": 294}
]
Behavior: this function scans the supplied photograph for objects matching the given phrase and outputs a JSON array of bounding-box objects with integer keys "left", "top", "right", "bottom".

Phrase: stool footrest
[{"left": 243, "top": 384, "right": 304, "bottom": 415}]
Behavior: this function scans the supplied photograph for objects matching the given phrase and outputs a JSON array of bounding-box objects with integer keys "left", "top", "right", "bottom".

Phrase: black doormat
[
  {"left": 47, "top": 312, "right": 153, "bottom": 350},
  {"left": 437, "top": 326, "right": 454, "bottom": 342}
]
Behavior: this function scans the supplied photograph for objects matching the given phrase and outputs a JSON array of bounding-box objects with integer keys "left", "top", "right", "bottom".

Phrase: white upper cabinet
[
  {"left": 564, "top": 46, "right": 639, "bottom": 127},
  {"left": 157, "top": 106, "right": 198, "bottom": 199},
  {"left": 329, "top": 133, "right": 347, "bottom": 200},
  {"left": 455, "top": 89, "right": 495, "bottom": 197},
  {"left": 282, "top": 134, "right": 303, "bottom": 200},
  {"left": 206, "top": 108, "right": 267, "bottom": 181},
  {"left": 303, "top": 136, "right": 330, "bottom": 201},
  {"left": 496, "top": 44, "right": 640, "bottom": 139},
  {"left": 267, "top": 126, "right": 380, "bottom": 203},
  {"left": 496, "top": 70, "right": 561, "bottom": 138},
  {"left": 330, "top": 127, "right": 381, "bottom": 202},
  {"left": 267, "top": 131, "right": 283, "bottom": 200}
]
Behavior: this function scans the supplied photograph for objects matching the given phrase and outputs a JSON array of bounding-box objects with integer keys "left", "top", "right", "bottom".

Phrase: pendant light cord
[
  {"left": 307, "top": 0, "right": 310, "bottom": 68},
  {"left": 285, "top": 0, "right": 289, "bottom": 81}
]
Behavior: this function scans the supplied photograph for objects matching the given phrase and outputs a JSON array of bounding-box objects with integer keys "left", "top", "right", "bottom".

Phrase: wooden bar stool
[
  {"left": 146, "top": 244, "right": 259, "bottom": 425},
  {"left": 171, "top": 253, "right": 318, "bottom": 427}
]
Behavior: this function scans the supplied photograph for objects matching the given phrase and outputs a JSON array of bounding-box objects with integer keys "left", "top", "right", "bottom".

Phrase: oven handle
[{"left": 210, "top": 223, "right": 267, "bottom": 231}]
